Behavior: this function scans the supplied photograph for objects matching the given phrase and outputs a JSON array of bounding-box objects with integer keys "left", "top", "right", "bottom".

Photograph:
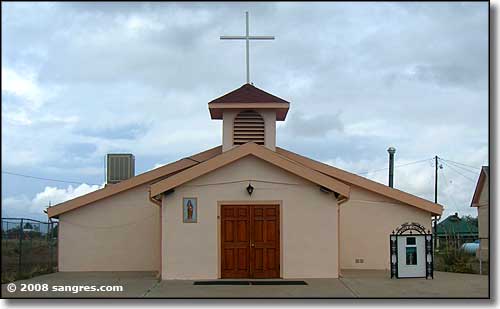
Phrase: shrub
[{"left": 435, "top": 245, "right": 474, "bottom": 273}]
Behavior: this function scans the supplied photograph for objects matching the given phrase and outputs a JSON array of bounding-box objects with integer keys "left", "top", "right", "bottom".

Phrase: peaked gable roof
[
  {"left": 471, "top": 166, "right": 489, "bottom": 207},
  {"left": 48, "top": 144, "right": 444, "bottom": 218},
  {"left": 150, "top": 142, "right": 351, "bottom": 198},
  {"left": 209, "top": 84, "right": 289, "bottom": 104},
  {"left": 208, "top": 84, "right": 290, "bottom": 120},
  {"left": 436, "top": 213, "right": 478, "bottom": 236},
  {"left": 275, "top": 147, "right": 443, "bottom": 215},
  {"left": 47, "top": 146, "right": 222, "bottom": 218}
]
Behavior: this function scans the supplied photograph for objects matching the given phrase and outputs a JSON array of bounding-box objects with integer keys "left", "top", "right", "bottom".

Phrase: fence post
[
  {"left": 49, "top": 222, "right": 53, "bottom": 272},
  {"left": 479, "top": 244, "right": 482, "bottom": 275},
  {"left": 19, "top": 219, "right": 23, "bottom": 277}
]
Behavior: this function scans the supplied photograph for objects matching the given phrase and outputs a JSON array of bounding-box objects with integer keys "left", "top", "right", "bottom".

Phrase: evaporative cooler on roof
[
  {"left": 233, "top": 110, "right": 265, "bottom": 145},
  {"left": 106, "top": 154, "right": 135, "bottom": 184}
]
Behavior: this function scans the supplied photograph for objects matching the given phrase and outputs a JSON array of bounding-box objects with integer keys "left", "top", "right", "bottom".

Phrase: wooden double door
[{"left": 221, "top": 205, "right": 280, "bottom": 279}]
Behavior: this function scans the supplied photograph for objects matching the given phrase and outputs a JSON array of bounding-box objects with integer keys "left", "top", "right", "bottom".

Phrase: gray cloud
[
  {"left": 76, "top": 123, "right": 150, "bottom": 140},
  {"left": 282, "top": 112, "right": 344, "bottom": 138},
  {"left": 2, "top": 2, "right": 488, "bottom": 220}
]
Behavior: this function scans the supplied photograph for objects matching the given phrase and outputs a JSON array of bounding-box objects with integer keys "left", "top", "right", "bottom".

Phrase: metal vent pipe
[{"left": 387, "top": 147, "right": 396, "bottom": 188}]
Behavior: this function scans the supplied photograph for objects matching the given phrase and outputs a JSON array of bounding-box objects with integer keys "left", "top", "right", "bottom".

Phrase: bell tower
[{"left": 208, "top": 84, "right": 290, "bottom": 152}]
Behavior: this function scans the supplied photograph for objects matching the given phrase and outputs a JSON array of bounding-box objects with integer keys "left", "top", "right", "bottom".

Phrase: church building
[{"left": 47, "top": 83, "right": 443, "bottom": 280}]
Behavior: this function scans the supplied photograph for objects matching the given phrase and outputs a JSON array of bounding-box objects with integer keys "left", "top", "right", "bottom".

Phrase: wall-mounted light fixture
[{"left": 246, "top": 183, "right": 254, "bottom": 195}]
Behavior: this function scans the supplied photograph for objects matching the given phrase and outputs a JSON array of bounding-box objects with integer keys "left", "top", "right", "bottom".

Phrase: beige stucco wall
[
  {"left": 477, "top": 178, "right": 489, "bottom": 260},
  {"left": 162, "top": 155, "right": 339, "bottom": 279},
  {"left": 339, "top": 186, "right": 432, "bottom": 270},
  {"left": 58, "top": 184, "right": 160, "bottom": 272},
  {"left": 222, "top": 110, "right": 276, "bottom": 152},
  {"left": 56, "top": 152, "right": 435, "bottom": 276}
]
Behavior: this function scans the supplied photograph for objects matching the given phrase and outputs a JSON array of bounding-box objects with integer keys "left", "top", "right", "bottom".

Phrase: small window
[
  {"left": 406, "top": 247, "right": 417, "bottom": 265},
  {"left": 406, "top": 237, "right": 416, "bottom": 245}
]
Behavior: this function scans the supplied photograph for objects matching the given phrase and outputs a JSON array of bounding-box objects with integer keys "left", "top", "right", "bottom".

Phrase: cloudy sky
[{"left": 2, "top": 2, "right": 488, "bottom": 221}]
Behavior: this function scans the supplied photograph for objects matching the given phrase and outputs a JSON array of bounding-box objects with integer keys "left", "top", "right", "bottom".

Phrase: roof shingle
[{"left": 208, "top": 83, "right": 289, "bottom": 104}]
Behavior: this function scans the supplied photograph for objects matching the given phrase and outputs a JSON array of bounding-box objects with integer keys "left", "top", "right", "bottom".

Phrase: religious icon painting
[{"left": 183, "top": 198, "right": 197, "bottom": 223}]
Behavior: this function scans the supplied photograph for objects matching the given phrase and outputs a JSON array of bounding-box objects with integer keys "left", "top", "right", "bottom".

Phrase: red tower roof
[
  {"left": 209, "top": 83, "right": 289, "bottom": 104},
  {"left": 208, "top": 84, "right": 290, "bottom": 120}
]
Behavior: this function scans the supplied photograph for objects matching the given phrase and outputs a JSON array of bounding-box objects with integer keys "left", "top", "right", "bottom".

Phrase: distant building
[
  {"left": 436, "top": 213, "right": 478, "bottom": 249},
  {"left": 471, "top": 166, "right": 489, "bottom": 261}
]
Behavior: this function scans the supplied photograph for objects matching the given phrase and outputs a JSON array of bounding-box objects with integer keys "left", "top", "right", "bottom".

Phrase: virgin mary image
[
  {"left": 187, "top": 200, "right": 193, "bottom": 221},
  {"left": 183, "top": 198, "right": 197, "bottom": 222}
]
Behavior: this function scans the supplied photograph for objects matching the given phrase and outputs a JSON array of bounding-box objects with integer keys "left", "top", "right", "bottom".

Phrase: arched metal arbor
[{"left": 390, "top": 222, "right": 434, "bottom": 279}]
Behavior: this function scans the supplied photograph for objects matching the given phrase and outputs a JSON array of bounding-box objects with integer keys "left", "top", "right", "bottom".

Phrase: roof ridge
[
  {"left": 150, "top": 142, "right": 350, "bottom": 198},
  {"left": 48, "top": 145, "right": 223, "bottom": 218},
  {"left": 275, "top": 146, "right": 443, "bottom": 215},
  {"left": 208, "top": 83, "right": 289, "bottom": 104},
  {"left": 48, "top": 144, "right": 444, "bottom": 218}
]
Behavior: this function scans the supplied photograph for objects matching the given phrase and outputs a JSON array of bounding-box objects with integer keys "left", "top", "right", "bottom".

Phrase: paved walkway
[
  {"left": 1, "top": 270, "right": 489, "bottom": 298},
  {"left": 339, "top": 270, "right": 489, "bottom": 298}
]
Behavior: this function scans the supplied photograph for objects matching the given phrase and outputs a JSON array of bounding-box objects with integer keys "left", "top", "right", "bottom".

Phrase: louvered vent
[
  {"left": 107, "top": 154, "right": 135, "bottom": 184},
  {"left": 233, "top": 110, "right": 265, "bottom": 145}
]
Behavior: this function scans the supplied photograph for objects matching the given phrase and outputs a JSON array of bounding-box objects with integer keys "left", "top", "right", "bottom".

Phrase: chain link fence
[{"left": 1, "top": 218, "right": 58, "bottom": 283}]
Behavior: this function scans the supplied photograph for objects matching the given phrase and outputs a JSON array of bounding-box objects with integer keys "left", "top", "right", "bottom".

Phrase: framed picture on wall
[{"left": 183, "top": 197, "right": 197, "bottom": 223}]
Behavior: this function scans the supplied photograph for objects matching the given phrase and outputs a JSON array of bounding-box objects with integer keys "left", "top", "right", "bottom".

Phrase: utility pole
[
  {"left": 434, "top": 155, "right": 439, "bottom": 250},
  {"left": 434, "top": 156, "right": 438, "bottom": 204}
]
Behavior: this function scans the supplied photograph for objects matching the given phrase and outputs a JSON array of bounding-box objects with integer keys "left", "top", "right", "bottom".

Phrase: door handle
[{"left": 251, "top": 243, "right": 255, "bottom": 247}]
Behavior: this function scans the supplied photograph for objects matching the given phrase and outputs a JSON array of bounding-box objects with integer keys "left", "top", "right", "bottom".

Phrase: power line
[
  {"left": 61, "top": 214, "right": 156, "bottom": 229},
  {"left": 440, "top": 161, "right": 476, "bottom": 183},
  {"left": 440, "top": 158, "right": 483, "bottom": 171},
  {"left": 2, "top": 171, "right": 101, "bottom": 186},
  {"left": 441, "top": 159, "right": 479, "bottom": 175},
  {"left": 440, "top": 167, "right": 462, "bottom": 211},
  {"left": 183, "top": 179, "right": 304, "bottom": 187},
  {"left": 357, "top": 158, "right": 432, "bottom": 175}
]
